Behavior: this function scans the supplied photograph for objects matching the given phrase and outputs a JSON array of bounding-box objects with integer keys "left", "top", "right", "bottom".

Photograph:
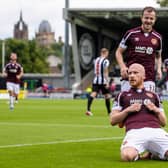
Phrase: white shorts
[
  {"left": 121, "top": 80, "right": 155, "bottom": 92},
  {"left": 7, "top": 82, "right": 20, "bottom": 94},
  {"left": 121, "top": 127, "right": 168, "bottom": 160}
]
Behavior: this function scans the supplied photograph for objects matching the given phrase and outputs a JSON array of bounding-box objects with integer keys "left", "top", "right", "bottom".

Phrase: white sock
[{"left": 10, "top": 96, "right": 14, "bottom": 108}]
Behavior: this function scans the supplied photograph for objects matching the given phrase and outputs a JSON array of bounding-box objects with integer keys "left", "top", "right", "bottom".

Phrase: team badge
[
  {"left": 146, "top": 47, "right": 153, "bottom": 54},
  {"left": 151, "top": 38, "right": 157, "bottom": 45},
  {"left": 144, "top": 99, "right": 151, "bottom": 105}
]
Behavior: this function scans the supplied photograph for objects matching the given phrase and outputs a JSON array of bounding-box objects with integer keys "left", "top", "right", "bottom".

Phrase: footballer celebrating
[{"left": 110, "top": 63, "right": 168, "bottom": 161}]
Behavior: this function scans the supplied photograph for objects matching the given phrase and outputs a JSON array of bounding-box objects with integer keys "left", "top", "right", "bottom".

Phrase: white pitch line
[
  {"left": 0, "top": 137, "right": 123, "bottom": 149},
  {"left": 0, "top": 122, "right": 112, "bottom": 128}
]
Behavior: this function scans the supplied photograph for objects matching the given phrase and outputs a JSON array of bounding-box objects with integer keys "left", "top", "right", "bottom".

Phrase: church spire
[
  {"left": 20, "top": 10, "right": 23, "bottom": 22},
  {"left": 13, "top": 11, "right": 28, "bottom": 40}
]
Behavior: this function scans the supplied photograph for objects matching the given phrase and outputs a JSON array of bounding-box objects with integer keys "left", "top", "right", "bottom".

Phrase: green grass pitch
[{"left": 0, "top": 98, "right": 168, "bottom": 168}]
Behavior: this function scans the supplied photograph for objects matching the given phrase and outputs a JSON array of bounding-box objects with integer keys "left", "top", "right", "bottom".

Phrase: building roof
[
  {"left": 64, "top": 7, "right": 168, "bottom": 36},
  {"left": 15, "top": 11, "right": 28, "bottom": 30},
  {"left": 39, "top": 20, "right": 52, "bottom": 33}
]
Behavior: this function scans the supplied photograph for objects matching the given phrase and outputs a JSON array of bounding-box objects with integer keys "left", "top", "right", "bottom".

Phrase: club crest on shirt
[
  {"left": 146, "top": 47, "right": 153, "bottom": 54},
  {"left": 151, "top": 38, "right": 157, "bottom": 45},
  {"left": 144, "top": 99, "right": 151, "bottom": 105}
]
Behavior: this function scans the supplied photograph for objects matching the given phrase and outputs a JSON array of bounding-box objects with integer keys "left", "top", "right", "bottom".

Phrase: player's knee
[{"left": 121, "top": 148, "right": 139, "bottom": 162}]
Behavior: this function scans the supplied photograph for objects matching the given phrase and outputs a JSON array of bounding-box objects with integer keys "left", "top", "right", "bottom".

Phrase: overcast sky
[{"left": 0, "top": 0, "right": 159, "bottom": 41}]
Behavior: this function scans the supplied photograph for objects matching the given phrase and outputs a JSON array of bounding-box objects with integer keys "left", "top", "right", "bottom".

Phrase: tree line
[{"left": 0, "top": 38, "right": 63, "bottom": 73}]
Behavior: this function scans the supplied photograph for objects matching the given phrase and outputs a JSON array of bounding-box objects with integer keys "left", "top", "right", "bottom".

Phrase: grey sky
[{"left": 0, "top": 0, "right": 159, "bottom": 41}]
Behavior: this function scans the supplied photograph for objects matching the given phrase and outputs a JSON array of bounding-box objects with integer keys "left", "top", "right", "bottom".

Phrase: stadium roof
[
  {"left": 64, "top": 7, "right": 168, "bottom": 35},
  {"left": 63, "top": 8, "right": 168, "bottom": 88}
]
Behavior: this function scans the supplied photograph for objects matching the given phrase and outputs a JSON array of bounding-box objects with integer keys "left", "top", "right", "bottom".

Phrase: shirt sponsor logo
[
  {"left": 130, "top": 99, "right": 143, "bottom": 105},
  {"left": 130, "top": 98, "right": 151, "bottom": 105},
  {"left": 135, "top": 46, "right": 153, "bottom": 55},
  {"left": 9, "top": 69, "right": 17, "bottom": 73}
]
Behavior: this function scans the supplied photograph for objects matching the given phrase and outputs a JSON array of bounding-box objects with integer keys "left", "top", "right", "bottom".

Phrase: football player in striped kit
[{"left": 86, "top": 48, "right": 111, "bottom": 116}]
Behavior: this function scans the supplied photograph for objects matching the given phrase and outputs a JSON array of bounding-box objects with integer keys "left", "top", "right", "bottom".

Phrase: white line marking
[
  {"left": 0, "top": 137, "right": 123, "bottom": 149},
  {"left": 0, "top": 122, "right": 112, "bottom": 128}
]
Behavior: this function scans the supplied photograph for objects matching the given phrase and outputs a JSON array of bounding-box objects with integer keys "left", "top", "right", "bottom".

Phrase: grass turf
[{"left": 0, "top": 99, "right": 168, "bottom": 168}]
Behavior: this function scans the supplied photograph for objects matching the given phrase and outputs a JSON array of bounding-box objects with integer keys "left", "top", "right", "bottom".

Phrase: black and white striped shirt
[{"left": 93, "top": 56, "right": 109, "bottom": 85}]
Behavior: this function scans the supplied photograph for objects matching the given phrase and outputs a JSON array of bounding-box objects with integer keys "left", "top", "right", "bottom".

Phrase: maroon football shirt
[
  {"left": 119, "top": 26, "right": 162, "bottom": 81},
  {"left": 113, "top": 88, "right": 162, "bottom": 132},
  {"left": 4, "top": 62, "right": 22, "bottom": 84}
]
